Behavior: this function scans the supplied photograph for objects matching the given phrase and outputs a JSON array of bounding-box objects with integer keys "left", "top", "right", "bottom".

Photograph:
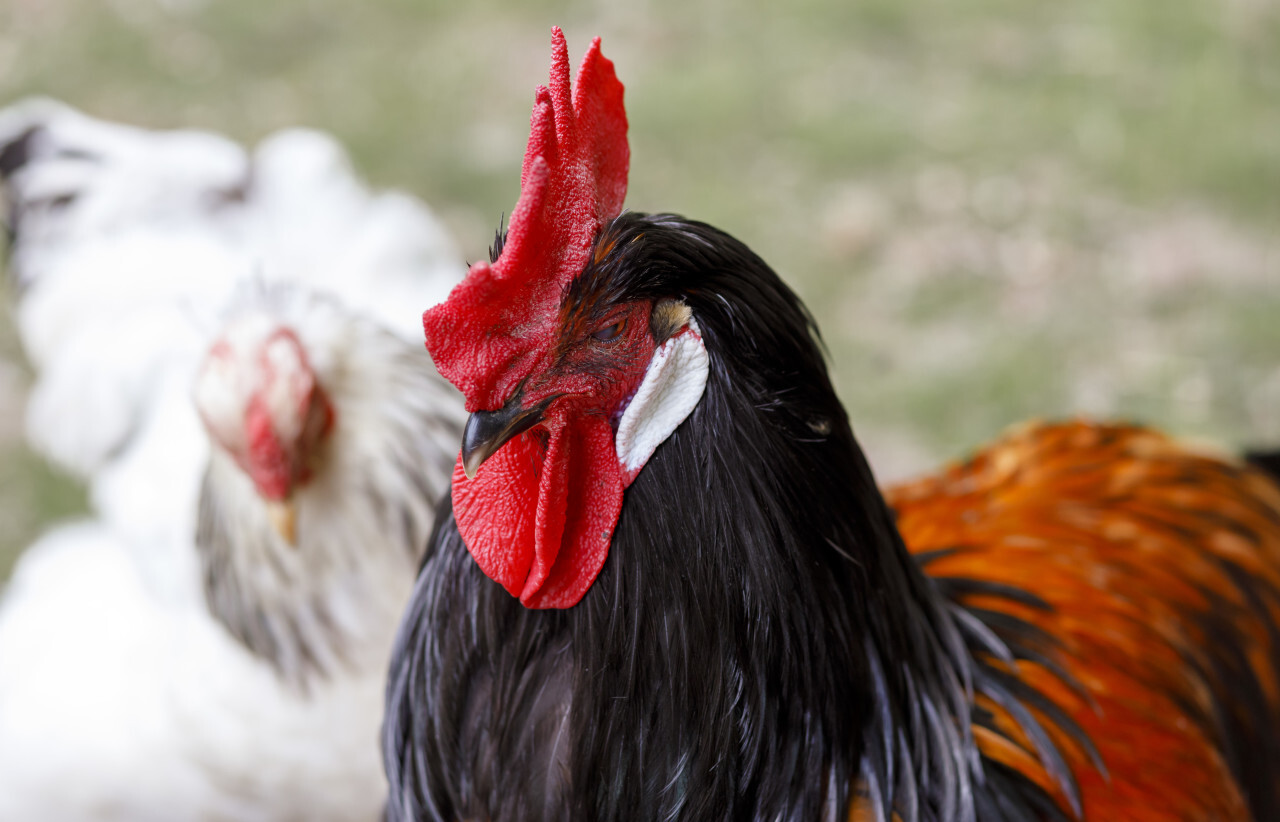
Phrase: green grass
[{"left": 1, "top": 0, "right": 1278, "bottom": 578}]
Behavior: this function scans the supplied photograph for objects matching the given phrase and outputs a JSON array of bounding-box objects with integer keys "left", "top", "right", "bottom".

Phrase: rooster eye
[{"left": 591, "top": 318, "right": 626, "bottom": 342}]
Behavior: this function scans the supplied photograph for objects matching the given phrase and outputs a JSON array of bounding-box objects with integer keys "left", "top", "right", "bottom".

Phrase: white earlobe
[{"left": 615, "top": 316, "right": 708, "bottom": 485}]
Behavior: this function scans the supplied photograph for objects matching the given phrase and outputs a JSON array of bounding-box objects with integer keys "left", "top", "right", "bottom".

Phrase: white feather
[
  {"left": 0, "top": 101, "right": 466, "bottom": 821},
  {"left": 0, "top": 522, "right": 393, "bottom": 822},
  {"left": 614, "top": 317, "right": 708, "bottom": 484}
]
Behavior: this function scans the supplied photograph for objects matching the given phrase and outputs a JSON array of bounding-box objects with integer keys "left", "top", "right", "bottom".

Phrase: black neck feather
[{"left": 383, "top": 213, "right": 1081, "bottom": 822}]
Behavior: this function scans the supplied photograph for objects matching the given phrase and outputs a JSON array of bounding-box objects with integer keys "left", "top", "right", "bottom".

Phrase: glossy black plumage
[{"left": 382, "top": 213, "right": 1082, "bottom": 821}]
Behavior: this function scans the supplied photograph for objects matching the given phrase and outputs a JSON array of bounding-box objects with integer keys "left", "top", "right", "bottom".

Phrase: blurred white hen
[{"left": 0, "top": 100, "right": 466, "bottom": 821}]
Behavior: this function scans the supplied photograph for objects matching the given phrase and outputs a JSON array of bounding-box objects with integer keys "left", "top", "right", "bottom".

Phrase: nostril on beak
[{"left": 0, "top": 126, "right": 41, "bottom": 179}]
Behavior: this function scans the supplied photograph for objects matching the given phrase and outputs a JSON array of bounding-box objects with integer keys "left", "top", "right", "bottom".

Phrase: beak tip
[
  {"left": 460, "top": 394, "right": 549, "bottom": 482},
  {"left": 266, "top": 499, "right": 298, "bottom": 546}
]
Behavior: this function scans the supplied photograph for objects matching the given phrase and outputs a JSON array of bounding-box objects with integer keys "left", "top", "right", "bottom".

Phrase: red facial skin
[
  {"left": 451, "top": 300, "right": 653, "bottom": 608},
  {"left": 200, "top": 328, "right": 335, "bottom": 503},
  {"left": 242, "top": 379, "right": 334, "bottom": 502},
  {"left": 423, "top": 29, "right": 634, "bottom": 609}
]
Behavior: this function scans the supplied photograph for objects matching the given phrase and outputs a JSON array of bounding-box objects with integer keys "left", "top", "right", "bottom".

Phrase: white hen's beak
[{"left": 266, "top": 499, "right": 298, "bottom": 546}]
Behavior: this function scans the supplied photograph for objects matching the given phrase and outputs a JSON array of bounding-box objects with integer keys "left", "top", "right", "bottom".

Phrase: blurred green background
[{"left": 1, "top": 0, "right": 1278, "bottom": 580}]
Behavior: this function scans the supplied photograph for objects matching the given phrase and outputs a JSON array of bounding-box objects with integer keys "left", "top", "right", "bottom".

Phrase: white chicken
[
  {"left": 0, "top": 100, "right": 460, "bottom": 570},
  {"left": 0, "top": 101, "right": 466, "bottom": 821}
]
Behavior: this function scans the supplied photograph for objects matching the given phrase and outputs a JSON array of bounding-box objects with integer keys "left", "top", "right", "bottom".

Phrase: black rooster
[{"left": 383, "top": 29, "right": 1280, "bottom": 822}]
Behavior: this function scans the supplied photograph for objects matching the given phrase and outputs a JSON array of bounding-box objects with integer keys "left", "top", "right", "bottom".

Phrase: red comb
[{"left": 424, "top": 28, "right": 629, "bottom": 411}]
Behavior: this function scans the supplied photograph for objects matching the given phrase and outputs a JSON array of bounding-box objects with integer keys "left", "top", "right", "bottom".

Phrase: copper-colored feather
[{"left": 887, "top": 420, "right": 1280, "bottom": 820}]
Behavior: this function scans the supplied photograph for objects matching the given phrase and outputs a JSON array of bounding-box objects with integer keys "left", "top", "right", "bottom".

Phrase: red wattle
[
  {"left": 244, "top": 397, "right": 292, "bottom": 501},
  {"left": 451, "top": 409, "right": 623, "bottom": 609}
]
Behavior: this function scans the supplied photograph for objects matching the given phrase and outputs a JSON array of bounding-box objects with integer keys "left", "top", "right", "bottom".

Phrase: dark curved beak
[{"left": 461, "top": 392, "right": 551, "bottom": 479}]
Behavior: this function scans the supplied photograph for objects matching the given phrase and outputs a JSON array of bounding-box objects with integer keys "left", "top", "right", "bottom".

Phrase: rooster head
[
  {"left": 423, "top": 28, "right": 708, "bottom": 609},
  {"left": 194, "top": 311, "right": 336, "bottom": 544}
]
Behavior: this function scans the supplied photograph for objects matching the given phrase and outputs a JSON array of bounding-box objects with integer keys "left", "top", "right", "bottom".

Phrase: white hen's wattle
[{"left": 0, "top": 100, "right": 466, "bottom": 821}]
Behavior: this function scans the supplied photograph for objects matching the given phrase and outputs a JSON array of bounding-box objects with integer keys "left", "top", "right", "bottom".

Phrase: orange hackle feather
[{"left": 886, "top": 420, "right": 1280, "bottom": 820}]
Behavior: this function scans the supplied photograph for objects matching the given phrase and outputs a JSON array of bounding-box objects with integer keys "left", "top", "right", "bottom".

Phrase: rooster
[
  {"left": 383, "top": 29, "right": 1280, "bottom": 822},
  {"left": 0, "top": 107, "right": 465, "bottom": 821}
]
